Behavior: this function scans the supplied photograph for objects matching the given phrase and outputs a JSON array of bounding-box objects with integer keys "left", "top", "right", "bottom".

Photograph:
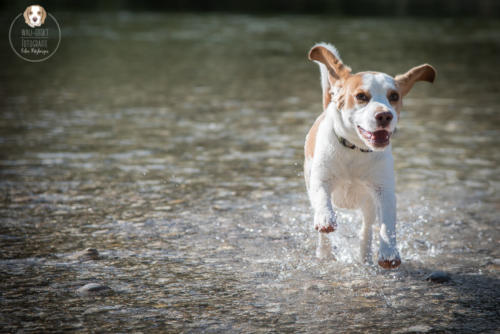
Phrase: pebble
[
  {"left": 485, "top": 259, "right": 500, "bottom": 271},
  {"left": 254, "top": 271, "right": 278, "bottom": 279},
  {"left": 83, "top": 306, "right": 118, "bottom": 315},
  {"left": 426, "top": 271, "right": 451, "bottom": 283},
  {"left": 77, "top": 283, "right": 112, "bottom": 296},
  {"left": 72, "top": 248, "right": 100, "bottom": 261},
  {"left": 392, "top": 324, "right": 432, "bottom": 333},
  {"left": 212, "top": 204, "right": 231, "bottom": 211}
]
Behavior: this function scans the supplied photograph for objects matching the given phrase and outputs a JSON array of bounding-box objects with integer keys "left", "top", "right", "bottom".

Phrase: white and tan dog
[
  {"left": 304, "top": 43, "right": 435, "bottom": 269},
  {"left": 24, "top": 5, "right": 47, "bottom": 28}
]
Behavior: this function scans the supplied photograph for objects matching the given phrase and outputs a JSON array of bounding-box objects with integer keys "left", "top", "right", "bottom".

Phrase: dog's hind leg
[
  {"left": 376, "top": 188, "right": 401, "bottom": 269},
  {"left": 360, "top": 195, "right": 376, "bottom": 264}
]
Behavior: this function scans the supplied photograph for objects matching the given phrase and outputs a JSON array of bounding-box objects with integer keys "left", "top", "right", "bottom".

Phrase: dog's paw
[
  {"left": 378, "top": 258, "right": 401, "bottom": 269},
  {"left": 314, "top": 211, "right": 337, "bottom": 233},
  {"left": 378, "top": 249, "right": 401, "bottom": 269}
]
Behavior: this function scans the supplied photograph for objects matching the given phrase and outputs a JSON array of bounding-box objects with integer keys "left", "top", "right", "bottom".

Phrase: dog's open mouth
[{"left": 357, "top": 126, "right": 391, "bottom": 148}]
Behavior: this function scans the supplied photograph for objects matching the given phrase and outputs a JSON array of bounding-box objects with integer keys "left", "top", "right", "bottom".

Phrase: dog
[
  {"left": 304, "top": 43, "right": 435, "bottom": 269},
  {"left": 24, "top": 5, "right": 47, "bottom": 28}
]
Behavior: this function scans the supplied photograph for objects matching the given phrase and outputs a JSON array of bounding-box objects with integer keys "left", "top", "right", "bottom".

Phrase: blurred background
[
  {"left": 2, "top": 0, "right": 500, "bottom": 16},
  {"left": 1, "top": 1, "right": 499, "bottom": 333}
]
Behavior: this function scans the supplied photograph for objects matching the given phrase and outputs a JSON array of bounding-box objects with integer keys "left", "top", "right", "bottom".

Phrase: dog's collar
[{"left": 334, "top": 132, "right": 372, "bottom": 153}]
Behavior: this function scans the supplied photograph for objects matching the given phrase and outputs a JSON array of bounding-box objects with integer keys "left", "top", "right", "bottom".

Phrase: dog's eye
[
  {"left": 389, "top": 92, "right": 399, "bottom": 102},
  {"left": 356, "top": 93, "right": 369, "bottom": 102},
  {"left": 29, "top": 11, "right": 32, "bottom": 15},
  {"left": 38, "top": 11, "right": 41, "bottom": 15}
]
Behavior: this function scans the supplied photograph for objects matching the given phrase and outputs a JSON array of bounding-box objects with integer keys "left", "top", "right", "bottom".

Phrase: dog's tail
[{"left": 309, "top": 43, "right": 345, "bottom": 111}]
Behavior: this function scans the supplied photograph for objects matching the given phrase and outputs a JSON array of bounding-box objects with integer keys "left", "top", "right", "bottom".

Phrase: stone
[
  {"left": 77, "top": 283, "right": 112, "bottom": 296},
  {"left": 426, "top": 271, "right": 451, "bottom": 283},
  {"left": 71, "top": 248, "right": 100, "bottom": 261}
]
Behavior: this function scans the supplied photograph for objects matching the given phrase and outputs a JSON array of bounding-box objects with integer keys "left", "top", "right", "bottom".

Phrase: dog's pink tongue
[{"left": 372, "top": 130, "right": 389, "bottom": 141}]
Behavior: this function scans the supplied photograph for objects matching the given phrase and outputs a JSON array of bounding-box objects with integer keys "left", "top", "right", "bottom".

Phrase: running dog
[{"left": 304, "top": 43, "right": 436, "bottom": 269}]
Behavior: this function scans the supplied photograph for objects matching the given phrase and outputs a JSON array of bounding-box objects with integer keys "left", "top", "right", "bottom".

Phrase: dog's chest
[
  {"left": 327, "top": 151, "right": 386, "bottom": 209},
  {"left": 331, "top": 179, "right": 368, "bottom": 209}
]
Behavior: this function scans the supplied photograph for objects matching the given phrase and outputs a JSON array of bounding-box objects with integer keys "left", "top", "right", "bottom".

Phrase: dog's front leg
[
  {"left": 309, "top": 175, "right": 337, "bottom": 233},
  {"left": 376, "top": 188, "right": 401, "bottom": 269},
  {"left": 309, "top": 168, "right": 337, "bottom": 259}
]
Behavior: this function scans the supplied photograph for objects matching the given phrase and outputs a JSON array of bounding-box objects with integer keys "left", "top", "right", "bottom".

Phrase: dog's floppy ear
[
  {"left": 23, "top": 6, "right": 31, "bottom": 25},
  {"left": 308, "top": 43, "right": 351, "bottom": 110},
  {"left": 308, "top": 44, "right": 351, "bottom": 83},
  {"left": 40, "top": 6, "right": 47, "bottom": 24},
  {"left": 395, "top": 64, "right": 436, "bottom": 97}
]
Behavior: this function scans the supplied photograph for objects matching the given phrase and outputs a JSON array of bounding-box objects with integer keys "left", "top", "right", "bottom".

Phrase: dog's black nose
[
  {"left": 375, "top": 112, "right": 393, "bottom": 128},
  {"left": 33, "top": 17, "right": 37, "bottom": 22}
]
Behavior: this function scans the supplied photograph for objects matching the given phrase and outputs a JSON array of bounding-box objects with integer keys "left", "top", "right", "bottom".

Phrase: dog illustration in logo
[{"left": 24, "top": 5, "right": 47, "bottom": 28}]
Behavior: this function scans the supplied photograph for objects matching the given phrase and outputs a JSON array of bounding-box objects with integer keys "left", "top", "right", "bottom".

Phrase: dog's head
[
  {"left": 309, "top": 43, "right": 436, "bottom": 151},
  {"left": 24, "top": 5, "right": 47, "bottom": 28}
]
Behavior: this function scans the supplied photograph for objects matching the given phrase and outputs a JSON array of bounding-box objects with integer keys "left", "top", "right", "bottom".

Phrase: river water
[{"left": 1, "top": 13, "right": 499, "bottom": 333}]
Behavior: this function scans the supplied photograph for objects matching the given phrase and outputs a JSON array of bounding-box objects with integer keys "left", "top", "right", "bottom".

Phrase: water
[{"left": 1, "top": 13, "right": 499, "bottom": 333}]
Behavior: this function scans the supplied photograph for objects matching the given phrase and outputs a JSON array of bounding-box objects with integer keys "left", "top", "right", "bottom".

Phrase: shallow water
[{"left": 1, "top": 13, "right": 499, "bottom": 333}]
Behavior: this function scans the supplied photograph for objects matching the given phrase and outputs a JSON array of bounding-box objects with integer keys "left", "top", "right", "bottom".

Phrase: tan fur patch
[
  {"left": 341, "top": 74, "right": 365, "bottom": 111},
  {"left": 23, "top": 6, "right": 31, "bottom": 24},
  {"left": 305, "top": 112, "right": 326, "bottom": 159},
  {"left": 309, "top": 47, "right": 350, "bottom": 81},
  {"left": 335, "top": 93, "right": 345, "bottom": 111},
  {"left": 395, "top": 64, "right": 436, "bottom": 96},
  {"left": 391, "top": 95, "right": 403, "bottom": 118},
  {"left": 40, "top": 6, "right": 47, "bottom": 24},
  {"left": 309, "top": 45, "right": 352, "bottom": 111}
]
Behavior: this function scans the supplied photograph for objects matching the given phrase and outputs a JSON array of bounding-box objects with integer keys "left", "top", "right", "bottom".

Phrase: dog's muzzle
[{"left": 357, "top": 126, "right": 391, "bottom": 148}]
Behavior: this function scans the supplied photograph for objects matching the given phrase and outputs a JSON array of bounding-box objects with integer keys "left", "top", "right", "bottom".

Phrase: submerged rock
[
  {"left": 77, "top": 283, "right": 112, "bottom": 296},
  {"left": 71, "top": 248, "right": 100, "bottom": 261},
  {"left": 426, "top": 271, "right": 451, "bottom": 283}
]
